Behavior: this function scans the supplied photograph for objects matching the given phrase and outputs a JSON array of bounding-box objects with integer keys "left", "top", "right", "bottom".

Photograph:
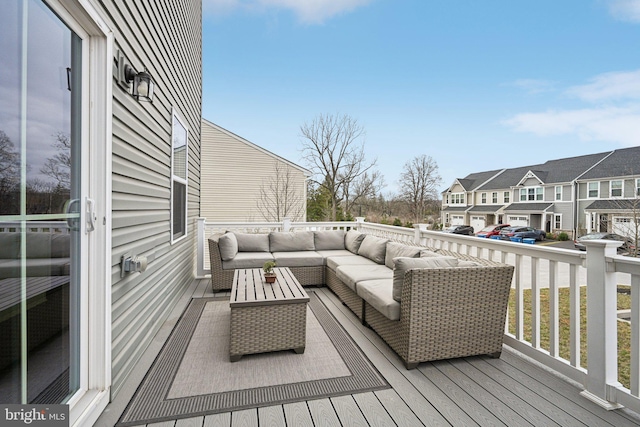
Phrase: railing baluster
[
  {"left": 632, "top": 273, "right": 640, "bottom": 396},
  {"left": 549, "top": 260, "right": 559, "bottom": 358},
  {"left": 569, "top": 264, "right": 580, "bottom": 368},
  {"left": 531, "top": 257, "right": 540, "bottom": 349}
]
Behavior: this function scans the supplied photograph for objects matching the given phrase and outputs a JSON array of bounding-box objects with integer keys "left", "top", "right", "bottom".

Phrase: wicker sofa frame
[{"left": 208, "top": 234, "right": 515, "bottom": 369}]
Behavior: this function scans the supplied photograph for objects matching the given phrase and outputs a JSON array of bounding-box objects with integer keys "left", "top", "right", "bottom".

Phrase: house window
[
  {"left": 554, "top": 214, "right": 561, "bottom": 229},
  {"left": 481, "top": 193, "right": 487, "bottom": 204},
  {"left": 504, "top": 191, "right": 510, "bottom": 203},
  {"left": 610, "top": 180, "right": 623, "bottom": 198},
  {"left": 555, "top": 186, "right": 562, "bottom": 201},
  {"left": 637, "top": 178, "right": 640, "bottom": 196},
  {"left": 171, "top": 110, "right": 188, "bottom": 242},
  {"left": 520, "top": 187, "right": 543, "bottom": 201},
  {"left": 492, "top": 192, "right": 498, "bottom": 203},
  {"left": 450, "top": 193, "right": 465, "bottom": 204},
  {"left": 588, "top": 181, "right": 599, "bottom": 198}
]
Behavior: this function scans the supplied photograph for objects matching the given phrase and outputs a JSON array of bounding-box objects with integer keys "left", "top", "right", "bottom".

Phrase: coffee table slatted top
[{"left": 231, "top": 267, "right": 309, "bottom": 308}]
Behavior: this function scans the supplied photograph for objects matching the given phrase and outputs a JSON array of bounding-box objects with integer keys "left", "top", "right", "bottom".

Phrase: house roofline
[{"left": 202, "top": 118, "right": 312, "bottom": 177}]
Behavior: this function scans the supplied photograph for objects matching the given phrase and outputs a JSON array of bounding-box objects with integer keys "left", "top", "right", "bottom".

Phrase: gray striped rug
[{"left": 117, "top": 292, "right": 389, "bottom": 426}]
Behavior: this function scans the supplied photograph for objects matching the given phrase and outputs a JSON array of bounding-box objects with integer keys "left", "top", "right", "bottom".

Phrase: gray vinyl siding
[
  {"left": 102, "top": 0, "right": 202, "bottom": 398},
  {"left": 201, "top": 120, "right": 308, "bottom": 222},
  {"left": 553, "top": 202, "right": 574, "bottom": 230}
]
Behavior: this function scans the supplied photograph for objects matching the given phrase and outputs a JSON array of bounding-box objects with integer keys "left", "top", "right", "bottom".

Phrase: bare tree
[
  {"left": 398, "top": 155, "right": 442, "bottom": 223},
  {"left": 40, "top": 132, "right": 71, "bottom": 189},
  {"left": 300, "top": 113, "right": 381, "bottom": 221},
  {"left": 256, "top": 162, "right": 305, "bottom": 221}
]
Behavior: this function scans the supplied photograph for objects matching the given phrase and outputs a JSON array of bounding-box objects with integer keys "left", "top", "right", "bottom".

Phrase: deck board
[{"left": 97, "top": 281, "right": 640, "bottom": 427}]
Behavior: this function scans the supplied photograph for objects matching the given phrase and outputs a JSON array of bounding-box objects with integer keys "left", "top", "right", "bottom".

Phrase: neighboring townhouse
[
  {"left": 201, "top": 120, "right": 310, "bottom": 222},
  {"left": 441, "top": 149, "right": 636, "bottom": 238},
  {"left": 0, "top": 1, "right": 202, "bottom": 425},
  {"left": 442, "top": 170, "right": 503, "bottom": 230},
  {"left": 578, "top": 146, "right": 640, "bottom": 238}
]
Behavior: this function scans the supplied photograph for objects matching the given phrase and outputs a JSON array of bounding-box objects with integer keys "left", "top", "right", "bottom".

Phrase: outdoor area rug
[{"left": 117, "top": 292, "right": 389, "bottom": 426}]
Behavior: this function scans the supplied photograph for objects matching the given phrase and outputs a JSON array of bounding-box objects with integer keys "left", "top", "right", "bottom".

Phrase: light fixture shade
[{"left": 133, "top": 69, "right": 154, "bottom": 102}]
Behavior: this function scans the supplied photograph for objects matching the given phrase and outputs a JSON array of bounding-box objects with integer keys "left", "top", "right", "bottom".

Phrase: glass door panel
[{"left": 0, "top": 0, "right": 82, "bottom": 404}]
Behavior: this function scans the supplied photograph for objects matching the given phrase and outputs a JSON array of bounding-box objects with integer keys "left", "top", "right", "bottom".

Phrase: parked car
[
  {"left": 442, "top": 225, "right": 474, "bottom": 235},
  {"left": 574, "top": 232, "right": 635, "bottom": 254},
  {"left": 476, "top": 224, "right": 511, "bottom": 238},
  {"left": 499, "top": 226, "right": 546, "bottom": 241}
]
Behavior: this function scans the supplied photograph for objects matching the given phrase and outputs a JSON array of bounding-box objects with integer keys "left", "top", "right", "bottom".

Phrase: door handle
[
  {"left": 86, "top": 197, "right": 96, "bottom": 233},
  {"left": 65, "top": 199, "right": 80, "bottom": 231}
]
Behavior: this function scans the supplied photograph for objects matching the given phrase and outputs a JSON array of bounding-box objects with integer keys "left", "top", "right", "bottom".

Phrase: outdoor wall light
[{"left": 118, "top": 51, "right": 155, "bottom": 102}]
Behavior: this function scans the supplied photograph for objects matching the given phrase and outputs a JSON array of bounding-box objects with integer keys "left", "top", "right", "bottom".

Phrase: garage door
[
  {"left": 613, "top": 216, "right": 636, "bottom": 238},
  {"left": 470, "top": 216, "right": 485, "bottom": 232},
  {"left": 508, "top": 216, "right": 528, "bottom": 227},
  {"left": 451, "top": 215, "right": 464, "bottom": 226}
]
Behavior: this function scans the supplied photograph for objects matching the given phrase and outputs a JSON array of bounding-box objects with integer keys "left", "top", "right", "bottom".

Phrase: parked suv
[{"left": 442, "top": 225, "right": 474, "bottom": 235}]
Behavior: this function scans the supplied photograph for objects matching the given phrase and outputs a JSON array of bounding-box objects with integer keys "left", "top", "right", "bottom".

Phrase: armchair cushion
[
  {"left": 234, "top": 233, "right": 270, "bottom": 252},
  {"left": 345, "top": 230, "right": 366, "bottom": 254},
  {"left": 358, "top": 235, "right": 389, "bottom": 265},
  {"left": 269, "top": 231, "right": 315, "bottom": 252},
  {"left": 326, "top": 255, "right": 377, "bottom": 271},
  {"left": 222, "top": 252, "right": 274, "bottom": 269},
  {"left": 218, "top": 232, "right": 238, "bottom": 261},
  {"left": 384, "top": 242, "right": 421, "bottom": 269},
  {"left": 313, "top": 230, "right": 346, "bottom": 250},
  {"left": 335, "top": 264, "right": 393, "bottom": 291},
  {"left": 357, "top": 279, "right": 400, "bottom": 321},
  {"left": 392, "top": 256, "right": 459, "bottom": 302},
  {"left": 272, "top": 251, "right": 324, "bottom": 267}
]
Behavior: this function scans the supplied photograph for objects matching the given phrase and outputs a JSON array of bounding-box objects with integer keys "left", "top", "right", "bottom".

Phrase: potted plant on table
[{"left": 263, "top": 261, "right": 277, "bottom": 283}]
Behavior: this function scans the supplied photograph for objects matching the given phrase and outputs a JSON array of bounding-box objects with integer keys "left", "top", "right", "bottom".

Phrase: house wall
[
  {"left": 201, "top": 120, "right": 307, "bottom": 222},
  {"left": 105, "top": 0, "right": 202, "bottom": 398}
]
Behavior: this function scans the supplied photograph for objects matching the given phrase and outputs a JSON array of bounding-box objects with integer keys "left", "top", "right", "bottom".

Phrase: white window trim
[
  {"left": 636, "top": 178, "right": 640, "bottom": 196},
  {"left": 587, "top": 181, "right": 599, "bottom": 199},
  {"left": 171, "top": 109, "right": 189, "bottom": 244},
  {"left": 555, "top": 185, "right": 562, "bottom": 201},
  {"left": 481, "top": 192, "right": 487, "bottom": 204},
  {"left": 504, "top": 191, "right": 510, "bottom": 203},
  {"left": 610, "top": 179, "right": 623, "bottom": 198},
  {"left": 519, "top": 186, "right": 543, "bottom": 202},
  {"left": 45, "top": 1, "right": 113, "bottom": 425},
  {"left": 554, "top": 214, "right": 562, "bottom": 229}
]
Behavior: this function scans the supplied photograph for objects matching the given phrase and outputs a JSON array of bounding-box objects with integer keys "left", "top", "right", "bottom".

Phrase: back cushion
[
  {"left": 25, "top": 233, "right": 52, "bottom": 258},
  {"left": 234, "top": 233, "right": 270, "bottom": 252},
  {"left": 269, "top": 231, "right": 315, "bottom": 252},
  {"left": 393, "top": 256, "right": 459, "bottom": 302},
  {"left": 0, "top": 233, "right": 21, "bottom": 259},
  {"left": 357, "top": 235, "right": 389, "bottom": 265},
  {"left": 384, "top": 242, "right": 421, "bottom": 269},
  {"left": 218, "top": 232, "right": 239, "bottom": 261},
  {"left": 314, "top": 230, "right": 346, "bottom": 250},
  {"left": 50, "top": 234, "right": 70, "bottom": 258},
  {"left": 345, "top": 230, "right": 366, "bottom": 254}
]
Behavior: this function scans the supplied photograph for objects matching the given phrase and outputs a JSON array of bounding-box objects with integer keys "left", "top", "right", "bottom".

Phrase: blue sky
[{"left": 201, "top": 0, "right": 640, "bottom": 195}]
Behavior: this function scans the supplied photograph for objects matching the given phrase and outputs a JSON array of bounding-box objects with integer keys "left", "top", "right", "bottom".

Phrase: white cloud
[
  {"left": 202, "top": 0, "right": 373, "bottom": 24},
  {"left": 508, "top": 79, "right": 556, "bottom": 94},
  {"left": 504, "top": 105, "right": 640, "bottom": 146},
  {"left": 566, "top": 69, "right": 640, "bottom": 102},
  {"left": 606, "top": 0, "right": 640, "bottom": 23}
]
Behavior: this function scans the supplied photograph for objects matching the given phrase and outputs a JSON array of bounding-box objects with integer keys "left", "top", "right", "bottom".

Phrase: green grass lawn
[{"left": 508, "top": 285, "right": 632, "bottom": 389}]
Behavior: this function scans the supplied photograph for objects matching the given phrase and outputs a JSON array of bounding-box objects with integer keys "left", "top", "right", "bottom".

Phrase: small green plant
[
  {"left": 392, "top": 218, "right": 403, "bottom": 226},
  {"left": 558, "top": 232, "right": 569, "bottom": 241},
  {"left": 263, "top": 261, "right": 277, "bottom": 274}
]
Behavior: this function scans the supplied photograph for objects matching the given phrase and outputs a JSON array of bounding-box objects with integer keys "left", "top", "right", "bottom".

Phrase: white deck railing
[{"left": 196, "top": 217, "right": 640, "bottom": 413}]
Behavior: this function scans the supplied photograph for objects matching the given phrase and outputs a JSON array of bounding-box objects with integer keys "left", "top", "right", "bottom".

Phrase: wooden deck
[{"left": 97, "top": 279, "right": 640, "bottom": 427}]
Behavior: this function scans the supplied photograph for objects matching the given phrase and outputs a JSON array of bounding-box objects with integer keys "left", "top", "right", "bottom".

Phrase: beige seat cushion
[
  {"left": 326, "top": 255, "right": 377, "bottom": 271},
  {"left": 272, "top": 251, "right": 324, "bottom": 267},
  {"left": 222, "top": 252, "right": 274, "bottom": 269},
  {"left": 315, "top": 249, "right": 353, "bottom": 262},
  {"left": 357, "top": 279, "right": 400, "bottom": 321},
  {"left": 335, "top": 264, "right": 393, "bottom": 291}
]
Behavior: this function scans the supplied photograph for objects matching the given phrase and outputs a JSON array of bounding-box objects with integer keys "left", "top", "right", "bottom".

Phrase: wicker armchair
[{"left": 364, "top": 264, "right": 514, "bottom": 369}]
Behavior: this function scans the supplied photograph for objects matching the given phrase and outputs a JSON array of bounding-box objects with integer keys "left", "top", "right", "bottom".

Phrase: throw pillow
[
  {"left": 392, "top": 256, "right": 459, "bottom": 302},
  {"left": 234, "top": 232, "right": 270, "bottom": 252},
  {"left": 345, "top": 229, "right": 366, "bottom": 254},
  {"left": 314, "top": 230, "right": 346, "bottom": 250},
  {"left": 218, "top": 232, "right": 238, "bottom": 261},
  {"left": 384, "top": 242, "right": 421, "bottom": 269},
  {"left": 358, "top": 235, "right": 389, "bottom": 264},
  {"left": 269, "top": 231, "right": 315, "bottom": 252}
]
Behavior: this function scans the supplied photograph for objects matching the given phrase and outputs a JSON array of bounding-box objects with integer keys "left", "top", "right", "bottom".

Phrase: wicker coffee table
[{"left": 229, "top": 267, "right": 309, "bottom": 362}]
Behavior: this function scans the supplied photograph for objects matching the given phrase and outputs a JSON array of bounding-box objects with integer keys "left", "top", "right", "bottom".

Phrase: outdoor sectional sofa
[{"left": 208, "top": 229, "right": 515, "bottom": 369}]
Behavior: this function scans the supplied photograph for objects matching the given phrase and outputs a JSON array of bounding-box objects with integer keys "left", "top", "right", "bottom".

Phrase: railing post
[
  {"left": 355, "top": 217, "right": 365, "bottom": 230},
  {"left": 414, "top": 223, "right": 428, "bottom": 246},
  {"left": 196, "top": 217, "right": 206, "bottom": 278},
  {"left": 283, "top": 217, "right": 291, "bottom": 232},
  {"left": 580, "top": 239, "right": 624, "bottom": 409}
]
